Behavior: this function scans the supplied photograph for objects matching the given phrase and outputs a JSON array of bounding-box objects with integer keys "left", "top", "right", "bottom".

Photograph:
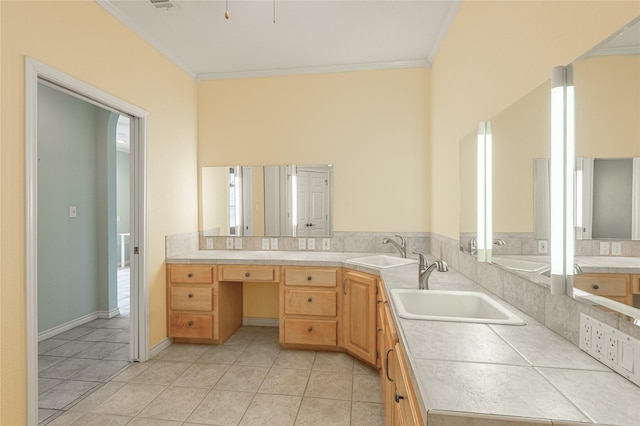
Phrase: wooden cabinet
[
  {"left": 378, "top": 281, "right": 424, "bottom": 426},
  {"left": 574, "top": 273, "right": 632, "bottom": 305},
  {"left": 167, "top": 264, "right": 243, "bottom": 344},
  {"left": 219, "top": 265, "right": 279, "bottom": 282},
  {"left": 280, "top": 267, "right": 340, "bottom": 349},
  {"left": 343, "top": 270, "right": 377, "bottom": 366}
]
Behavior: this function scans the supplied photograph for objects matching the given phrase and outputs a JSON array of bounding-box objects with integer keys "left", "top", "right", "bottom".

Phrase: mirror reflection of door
[{"left": 296, "top": 168, "right": 330, "bottom": 237}]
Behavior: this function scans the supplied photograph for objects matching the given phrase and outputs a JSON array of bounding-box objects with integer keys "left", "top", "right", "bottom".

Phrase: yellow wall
[
  {"left": 198, "top": 68, "right": 431, "bottom": 233},
  {"left": 0, "top": 1, "right": 198, "bottom": 423},
  {"left": 430, "top": 1, "right": 639, "bottom": 240}
]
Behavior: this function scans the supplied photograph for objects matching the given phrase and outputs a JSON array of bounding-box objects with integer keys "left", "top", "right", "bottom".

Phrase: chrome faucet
[
  {"left": 493, "top": 239, "right": 506, "bottom": 246},
  {"left": 414, "top": 252, "right": 448, "bottom": 290},
  {"left": 574, "top": 264, "right": 584, "bottom": 275},
  {"left": 382, "top": 235, "right": 407, "bottom": 258},
  {"left": 468, "top": 237, "right": 477, "bottom": 255}
]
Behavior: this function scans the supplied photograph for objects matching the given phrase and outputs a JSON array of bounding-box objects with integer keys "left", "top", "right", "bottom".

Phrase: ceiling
[{"left": 97, "top": 0, "right": 461, "bottom": 81}]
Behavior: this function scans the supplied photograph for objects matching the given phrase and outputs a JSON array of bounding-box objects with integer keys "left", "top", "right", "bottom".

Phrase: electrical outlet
[
  {"left": 611, "top": 242, "right": 622, "bottom": 255},
  {"left": 307, "top": 238, "right": 315, "bottom": 250},
  {"left": 270, "top": 238, "right": 278, "bottom": 250},
  {"left": 594, "top": 328, "right": 604, "bottom": 354},
  {"left": 298, "top": 238, "right": 306, "bottom": 250},
  {"left": 599, "top": 241, "right": 610, "bottom": 255},
  {"left": 226, "top": 238, "right": 234, "bottom": 249},
  {"left": 206, "top": 238, "right": 213, "bottom": 249},
  {"left": 607, "top": 333, "right": 619, "bottom": 364},
  {"left": 580, "top": 314, "right": 640, "bottom": 386},
  {"left": 69, "top": 205, "right": 77, "bottom": 218},
  {"left": 261, "top": 238, "right": 270, "bottom": 250},
  {"left": 537, "top": 240, "right": 548, "bottom": 254},
  {"left": 322, "top": 238, "right": 331, "bottom": 250},
  {"left": 234, "top": 238, "right": 242, "bottom": 249},
  {"left": 582, "top": 322, "right": 592, "bottom": 348}
]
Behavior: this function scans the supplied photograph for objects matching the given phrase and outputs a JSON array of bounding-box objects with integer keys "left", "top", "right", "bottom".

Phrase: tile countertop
[{"left": 166, "top": 251, "right": 640, "bottom": 425}]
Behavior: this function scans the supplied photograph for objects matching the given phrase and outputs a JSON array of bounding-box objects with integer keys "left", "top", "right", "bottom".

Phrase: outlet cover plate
[
  {"left": 580, "top": 314, "right": 640, "bottom": 386},
  {"left": 307, "top": 238, "right": 315, "bottom": 250}
]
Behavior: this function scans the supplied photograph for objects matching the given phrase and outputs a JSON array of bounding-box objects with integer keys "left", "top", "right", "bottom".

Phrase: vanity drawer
[
  {"left": 170, "top": 287, "right": 213, "bottom": 311},
  {"left": 574, "top": 274, "right": 628, "bottom": 297},
  {"left": 169, "top": 265, "right": 213, "bottom": 284},
  {"left": 284, "top": 318, "right": 337, "bottom": 346},
  {"left": 284, "top": 289, "right": 337, "bottom": 316},
  {"left": 218, "top": 265, "right": 279, "bottom": 282},
  {"left": 284, "top": 268, "right": 337, "bottom": 287},
  {"left": 169, "top": 313, "right": 213, "bottom": 339}
]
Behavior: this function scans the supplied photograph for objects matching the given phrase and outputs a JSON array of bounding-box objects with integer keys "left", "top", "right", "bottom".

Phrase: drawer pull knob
[
  {"left": 187, "top": 321, "right": 194, "bottom": 326},
  {"left": 394, "top": 391, "right": 404, "bottom": 403},
  {"left": 187, "top": 273, "right": 193, "bottom": 278},
  {"left": 307, "top": 297, "right": 313, "bottom": 302},
  {"left": 245, "top": 272, "right": 250, "bottom": 277},
  {"left": 188, "top": 293, "right": 193, "bottom": 298},
  {"left": 307, "top": 326, "right": 313, "bottom": 332},
  {"left": 307, "top": 276, "right": 312, "bottom": 281},
  {"left": 592, "top": 284, "right": 599, "bottom": 290}
]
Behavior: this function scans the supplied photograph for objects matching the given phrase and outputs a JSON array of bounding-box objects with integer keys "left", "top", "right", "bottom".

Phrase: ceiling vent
[{"left": 148, "top": 0, "right": 180, "bottom": 11}]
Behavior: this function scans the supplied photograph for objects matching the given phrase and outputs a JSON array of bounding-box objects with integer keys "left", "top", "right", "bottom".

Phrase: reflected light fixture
[
  {"left": 477, "top": 121, "right": 492, "bottom": 262},
  {"left": 550, "top": 65, "right": 575, "bottom": 295}
]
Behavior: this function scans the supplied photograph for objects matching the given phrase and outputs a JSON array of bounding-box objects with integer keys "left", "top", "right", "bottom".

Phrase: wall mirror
[
  {"left": 566, "top": 17, "right": 640, "bottom": 315},
  {"left": 201, "top": 164, "right": 333, "bottom": 237},
  {"left": 459, "top": 128, "right": 478, "bottom": 253}
]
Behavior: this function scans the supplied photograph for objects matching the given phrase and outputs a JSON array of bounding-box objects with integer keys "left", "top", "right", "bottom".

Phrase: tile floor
[{"left": 39, "top": 267, "right": 384, "bottom": 425}]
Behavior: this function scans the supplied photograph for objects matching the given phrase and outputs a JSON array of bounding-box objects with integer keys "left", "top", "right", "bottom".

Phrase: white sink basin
[
  {"left": 345, "top": 255, "right": 417, "bottom": 269},
  {"left": 491, "top": 256, "right": 549, "bottom": 274},
  {"left": 390, "top": 289, "right": 525, "bottom": 325}
]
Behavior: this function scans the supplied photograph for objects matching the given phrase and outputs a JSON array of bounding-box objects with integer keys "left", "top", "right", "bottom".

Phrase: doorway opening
[{"left": 25, "top": 58, "right": 150, "bottom": 426}]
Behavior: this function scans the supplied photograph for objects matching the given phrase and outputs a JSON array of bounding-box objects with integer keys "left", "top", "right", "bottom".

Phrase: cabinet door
[{"left": 343, "top": 270, "right": 377, "bottom": 365}]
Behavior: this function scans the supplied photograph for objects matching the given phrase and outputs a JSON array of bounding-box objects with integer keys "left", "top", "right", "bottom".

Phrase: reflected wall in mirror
[
  {"left": 459, "top": 128, "right": 478, "bottom": 253},
  {"left": 201, "top": 164, "right": 333, "bottom": 237}
]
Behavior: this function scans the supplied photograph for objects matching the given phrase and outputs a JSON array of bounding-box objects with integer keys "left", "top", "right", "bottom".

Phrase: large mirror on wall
[{"left": 201, "top": 164, "right": 333, "bottom": 237}]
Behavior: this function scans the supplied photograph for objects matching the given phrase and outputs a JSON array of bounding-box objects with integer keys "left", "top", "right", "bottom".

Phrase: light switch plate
[
  {"left": 270, "top": 238, "right": 278, "bottom": 250},
  {"left": 322, "top": 238, "right": 330, "bottom": 250},
  {"left": 599, "top": 241, "right": 610, "bottom": 255},
  {"left": 234, "top": 238, "right": 242, "bottom": 249},
  {"left": 206, "top": 238, "right": 213, "bottom": 249},
  {"left": 69, "top": 205, "right": 77, "bottom": 218},
  {"left": 538, "top": 240, "right": 548, "bottom": 254},
  {"left": 226, "top": 238, "right": 234, "bottom": 249},
  {"left": 262, "top": 238, "right": 270, "bottom": 250},
  {"left": 307, "top": 238, "right": 315, "bottom": 250},
  {"left": 298, "top": 238, "right": 306, "bottom": 250}
]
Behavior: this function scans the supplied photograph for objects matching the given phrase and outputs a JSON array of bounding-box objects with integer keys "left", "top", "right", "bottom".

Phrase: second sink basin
[
  {"left": 390, "top": 289, "right": 525, "bottom": 325},
  {"left": 345, "top": 255, "right": 417, "bottom": 269}
]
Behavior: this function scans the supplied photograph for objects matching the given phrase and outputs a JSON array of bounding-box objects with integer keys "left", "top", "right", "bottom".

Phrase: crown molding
[
  {"left": 95, "top": 0, "right": 198, "bottom": 79},
  {"left": 427, "top": 0, "right": 461, "bottom": 65},
  {"left": 196, "top": 59, "right": 429, "bottom": 82}
]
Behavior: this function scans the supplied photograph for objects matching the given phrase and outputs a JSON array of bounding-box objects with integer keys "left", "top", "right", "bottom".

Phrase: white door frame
[{"left": 25, "top": 57, "right": 150, "bottom": 425}]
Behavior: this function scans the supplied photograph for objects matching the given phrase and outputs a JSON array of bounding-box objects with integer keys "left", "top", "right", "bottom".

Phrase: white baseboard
[
  {"left": 149, "top": 337, "right": 172, "bottom": 359},
  {"left": 243, "top": 317, "right": 279, "bottom": 327},
  {"left": 98, "top": 307, "right": 121, "bottom": 319},
  {"left": 38, "top": 312, "right": 99, "bottom": 342}
]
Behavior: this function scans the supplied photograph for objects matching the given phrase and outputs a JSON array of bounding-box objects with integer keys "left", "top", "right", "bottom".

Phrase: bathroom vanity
[{"left": 166, "top": 250, "right": 640, "bottom": 425}]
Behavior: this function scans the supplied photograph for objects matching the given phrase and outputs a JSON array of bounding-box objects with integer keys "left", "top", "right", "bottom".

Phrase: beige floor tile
[
  {"left": 38, "top": 408, "right": 60, "bottom": 424},
  {"left": 186, "top": 389, "right": 254, "bottom": 425},
  {"left": 239, "top": 393, "right": 301, "bottom": 426},
  {"left": 156, "top": 343, "right": 210, "bottom": 362},
  {"left": 104, "top": 330, "right": 130, "bottom": 344},
  {"left": 252, "top": 327, "right": 280, "bottom": 345},
  {"left": 137, "top": 386, "right": 208, "bottom": 421},
  {"left": 69, "top": 382, "right": 127, "bottom": 413},
  {"left": 42, "top": 340, "right": 97, "bottom": 357},
  {"left": 45, "top": 411, "right": 85, "bottom": 425},
  {"left": 198, "top": 344, "right": 246, "bottom": 364},
  {"left": 352, "top": 373, "right": 382, "bottom": 403},
  {"left": 39, "top": 355, "right": 65, "bottom": 373},
  {"left": 71, "top": 360, "right": 130, "bottom": 382},
  {"left": 353, "top": 359, "right": 378, "bottom": 376},
  {"left": 351, "top": 401, "right": 385, "bottom": 426},
  {"left": 295, "top": 397, "right": 351, "bottom": 425},
  {"left": 127, "top": 418, "right": 183, "bottom": 426},
  {"left": 54, "top": 326, "right": 95, "bottom": 340},
  {"left": 259, "top": 367, "right": 310, "bottom": 396},
  {"left": 76, "top": 342, "right": 127, "bottom": 359},
  {"left": 39, "top": 380, "right": 101, "bottom": 409},
  {"left": 78, "top": 328, "right": 120, "bottom": 342},
  {"left": 305, "top": 371, "right": 353, "bottom": 401},
  {"left": 40, "top": 357, "right": 99, "bottom": 380},
  {"left": 273, "top": 349, "right": 317, "bottom": 370},
  {"left": 312, "top": 352, "right": 354, "bottom": 373},
  {"left": 131, "top": 360, "right": 191, "bottom": 385},
  {"left": 224, "top": 327, "right": 260, "bottom": 345},
  {"left": 69, "top": 413, "right": 132, "bottom": 425},
  {"left": 173, "top": 362, "right": 229, "bottom": 388},
  {"left": 235, "top": 344, "right": 280, "bottom": 367},
  {"left": 103, "top": 344, "right": 131, "bottom": 361},
  {"left": 214, "top": 365, "right": 270, "bottom": 392},
  {"left": 92, "top": 383, "right": 166, "bottom": 416},
  {"left": 109, "top": 361, "right": 151, "bottom": 382},
  {"left": 38, "top": 339, "right": 69, "bottom": 355}
]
